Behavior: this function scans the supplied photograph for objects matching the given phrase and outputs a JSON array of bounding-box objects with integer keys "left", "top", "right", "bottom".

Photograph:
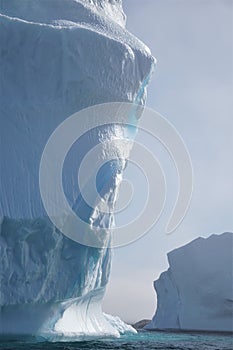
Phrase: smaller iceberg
[{"left": 146, "top": 233, "right": 233, "bottom": 332}]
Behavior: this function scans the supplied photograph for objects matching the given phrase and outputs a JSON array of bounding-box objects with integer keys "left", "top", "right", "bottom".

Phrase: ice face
[
  {"left": 0, "top": 0, "right": 155, "bottom": 339},
  {"left": 146, "top": 233, "right": 233, "bottom": 333},
  {"left": 0, "top": 0, "right": 154, "bottom": 219}
]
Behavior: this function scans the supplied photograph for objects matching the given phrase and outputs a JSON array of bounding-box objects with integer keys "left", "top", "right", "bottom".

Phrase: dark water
[{"left": 0, "top": 331, "right": 232, "bottom": 350}]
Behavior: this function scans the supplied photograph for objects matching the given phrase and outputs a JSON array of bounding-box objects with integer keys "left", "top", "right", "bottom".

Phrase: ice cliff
[
  {"left": 146, "top": 233, "right": 233, "bottom": 332},
  {"left": 0, "top": 0, "right": 155, "bottom": 339}
]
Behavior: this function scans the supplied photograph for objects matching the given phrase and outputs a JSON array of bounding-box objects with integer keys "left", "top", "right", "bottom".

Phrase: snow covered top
[
  {"left": 167, "top": 233, "right": 233, "bottom": 277},
  {"left": 0, "top": 0, "right": 150, "bottom": 56},
  {"left": 0, "top": 0, "right": 126, "bottom": 27}
]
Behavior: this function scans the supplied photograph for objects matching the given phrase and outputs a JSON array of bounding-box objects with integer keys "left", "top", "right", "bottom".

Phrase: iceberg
[
  {"left": 146, "top": 233, "right": 233, "bottom": 332},
  {"left": 0, "top": 0, "right": 154, "bottom": 339}
]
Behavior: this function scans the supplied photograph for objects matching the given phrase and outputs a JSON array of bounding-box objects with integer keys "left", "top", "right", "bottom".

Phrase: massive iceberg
[
  {"left": 0, "top": 0, "right": 154, "bottom": 339},
  {"left": 146, "top": 233, "right": 233, "bottom": 332}
]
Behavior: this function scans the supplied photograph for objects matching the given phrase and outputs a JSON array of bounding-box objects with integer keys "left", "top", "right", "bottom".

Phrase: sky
[{"left": 102, "top": 0, "right": 233, "bottom": 323}]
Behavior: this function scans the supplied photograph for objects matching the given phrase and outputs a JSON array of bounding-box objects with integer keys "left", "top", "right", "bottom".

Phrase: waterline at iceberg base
[{"left": 0, "top": 0, "right": 155, "bottom": 340}]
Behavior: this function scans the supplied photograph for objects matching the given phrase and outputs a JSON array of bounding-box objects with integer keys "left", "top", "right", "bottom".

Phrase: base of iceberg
[
  {"left": 0, "top": 217, "right": 135, "bottom": 341},
  {"left": 1, "top": 292, "right": 135, "bottom": 342},
  {"left": 1, "top": 291, "right": 136, "bottom": 343}
]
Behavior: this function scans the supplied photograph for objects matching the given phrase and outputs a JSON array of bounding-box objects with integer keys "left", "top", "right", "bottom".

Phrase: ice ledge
[{"left": 0, "top": 287, "right": 136, "bottom": 340}]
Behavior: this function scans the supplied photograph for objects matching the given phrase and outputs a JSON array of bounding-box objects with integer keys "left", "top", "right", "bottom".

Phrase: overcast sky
[{"left": 103, "top": 0, "right": 233, "bottom": 323}]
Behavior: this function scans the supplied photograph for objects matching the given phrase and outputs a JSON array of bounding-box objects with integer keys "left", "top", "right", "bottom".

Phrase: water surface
[{"left": 0, "top": 331, "right": 232, "bottom": 350}]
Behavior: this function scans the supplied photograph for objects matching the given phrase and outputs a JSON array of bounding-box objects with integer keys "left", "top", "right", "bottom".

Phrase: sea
[{"left": 0, "top": 331, "right": 232, "bottom": 350}]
